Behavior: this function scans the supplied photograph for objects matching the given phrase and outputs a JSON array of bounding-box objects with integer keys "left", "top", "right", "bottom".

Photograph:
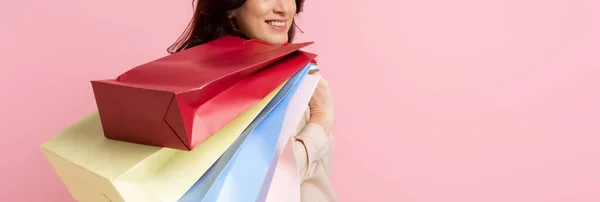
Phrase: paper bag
[
  {"left": 40, "top": 63, "right": 300, "bottom": 202},
  {"left": 91, "top": 36, "right": 315, "bottom": 150},
  {"left": 178, "top": 63, "right": 310, "bottom": 201},
  {"left": 179, "top": 64, "right": 317, "bottom": 202},
  {"left": 260, "top": 74, "right": 321, "bottom": 202},
  {"left": 264, "top": 136, "right": 302, "bottom": 202}
]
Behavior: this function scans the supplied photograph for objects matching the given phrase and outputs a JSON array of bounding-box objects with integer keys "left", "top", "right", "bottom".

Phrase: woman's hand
[{"left": 308, "top": 71, "right": 336, "bottom": 134}]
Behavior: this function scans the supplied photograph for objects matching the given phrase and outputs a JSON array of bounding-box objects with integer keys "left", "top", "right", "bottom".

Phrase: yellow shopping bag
[{"left": 40, "top": 85, "right": 282, "bottom": 202}]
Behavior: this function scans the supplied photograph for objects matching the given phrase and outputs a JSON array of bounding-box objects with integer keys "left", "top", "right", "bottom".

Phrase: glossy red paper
[{"left": 91, "top": 36, "right": 316, "bottom": 150}]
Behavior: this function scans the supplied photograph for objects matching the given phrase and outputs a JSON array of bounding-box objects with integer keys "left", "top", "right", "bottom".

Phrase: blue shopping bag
[{"left": 179, "top": 63, "right": 313, "bottom": 202}]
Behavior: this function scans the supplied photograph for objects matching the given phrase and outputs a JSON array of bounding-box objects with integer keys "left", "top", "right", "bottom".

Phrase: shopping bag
[
  {"left": 40, "top": 62, "right": 300, "bottom": 202},
  {"left": 39, "top": 91, "right": 277, "bottom": 202},
  {"left": 179, "top": 63, "right": 315, "bottom": 202},
  {"left": 91, "top": 35, "right": 314, "bottom": 150},
  {"left": 264, "top": 136, "right": 301, "bottom": 202},
  {"left": 260, "top": 74, "right": 321, "bottom": 202},
  {"left": 177, "top": 63, "right": 308, "bottom": 201},
  {"left": 178, "top": 62, "right": 311, "bottom": 201}
]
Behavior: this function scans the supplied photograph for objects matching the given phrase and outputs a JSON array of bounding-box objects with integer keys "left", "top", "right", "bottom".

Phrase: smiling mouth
[{"left": 265, "top": 20, "right": 286, "bottom": 27}]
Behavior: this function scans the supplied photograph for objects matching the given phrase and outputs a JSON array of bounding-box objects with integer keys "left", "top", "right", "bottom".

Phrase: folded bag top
[
  {"left": 108, "top": 36, "right": 312, "bottom": 109},
  {"left": 91, "top": 36, "right": 316, "bottom": 150}
]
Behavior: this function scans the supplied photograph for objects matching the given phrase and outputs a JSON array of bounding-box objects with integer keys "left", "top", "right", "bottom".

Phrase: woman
[{"left": 167, "top": 0, "right": 337, "bottom": 201}]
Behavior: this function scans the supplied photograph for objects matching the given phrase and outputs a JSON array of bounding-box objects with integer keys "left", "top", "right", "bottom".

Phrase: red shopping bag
[{"left": 91, "top": 36, "right": 315, "bottom": 150}]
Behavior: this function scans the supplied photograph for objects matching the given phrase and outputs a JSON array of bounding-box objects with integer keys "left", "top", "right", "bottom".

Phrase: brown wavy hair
[{"left": 167, "top": 0, "right": 305, "bottom": 54}]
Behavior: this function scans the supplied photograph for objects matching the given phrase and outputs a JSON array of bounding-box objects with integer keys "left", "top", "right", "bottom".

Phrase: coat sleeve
[{"left": 292, "top": 107, "right": 334, "bottom": 181}]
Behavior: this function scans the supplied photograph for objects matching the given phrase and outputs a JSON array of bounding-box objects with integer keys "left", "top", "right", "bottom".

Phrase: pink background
[{"left": 1, "top": 0, "right": 600, "bottom": 201}]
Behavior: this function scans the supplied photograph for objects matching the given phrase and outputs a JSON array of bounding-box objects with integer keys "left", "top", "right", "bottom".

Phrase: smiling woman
[
  {"left": 167, "top": 0, "right": 305, "bottom": 53},
  {"left": 166, "top": 0, "right": 338, "bottom": 201},
  {"left": 231, "top": 0, "right": 297, "bottom": 44}
]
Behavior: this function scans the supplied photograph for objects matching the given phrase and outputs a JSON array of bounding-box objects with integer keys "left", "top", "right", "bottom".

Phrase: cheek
[
  {"left": 288, "top": 0, "right": 297, "bottom": 13},
  {"left": 235, "top": 14, "right": 263, "bottom": 36},
  {"left": 237, "top": 8, "right": 270, "bottom": 30}
]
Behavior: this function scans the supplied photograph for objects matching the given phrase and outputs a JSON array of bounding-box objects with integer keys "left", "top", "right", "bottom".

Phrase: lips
[{"left": 265, "top": 20, "right": 286, "bottom": 27}]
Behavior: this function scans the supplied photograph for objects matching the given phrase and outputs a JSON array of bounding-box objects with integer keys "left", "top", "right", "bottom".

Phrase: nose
[{"left": 273, "top": 0, "right": 293, "bottom": 16}]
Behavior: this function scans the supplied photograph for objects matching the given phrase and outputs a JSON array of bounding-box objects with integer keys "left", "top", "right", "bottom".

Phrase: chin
[
  {"left": 263, "top": 38, "right": 288, "bottom": 45},
  {"left": 256, "top": 35, "right": 289, "bottom": 45}
]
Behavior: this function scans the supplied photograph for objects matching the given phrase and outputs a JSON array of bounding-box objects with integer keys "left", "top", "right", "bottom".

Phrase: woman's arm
[
  {"left": 293, "top": 122, "right": 332, "bottom": 180},
  {"left": 294, "top": 69, "right": 336, "bottom": 180}
]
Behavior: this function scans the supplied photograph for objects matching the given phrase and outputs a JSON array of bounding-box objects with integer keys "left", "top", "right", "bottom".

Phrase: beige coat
[{"left": 292, "top": 107, "right": 338, "bottom": 202}]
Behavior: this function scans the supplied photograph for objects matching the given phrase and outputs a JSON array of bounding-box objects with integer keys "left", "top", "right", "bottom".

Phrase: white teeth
[{"left": 268, "top": 21, "right": 285, "bottom": 27}]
